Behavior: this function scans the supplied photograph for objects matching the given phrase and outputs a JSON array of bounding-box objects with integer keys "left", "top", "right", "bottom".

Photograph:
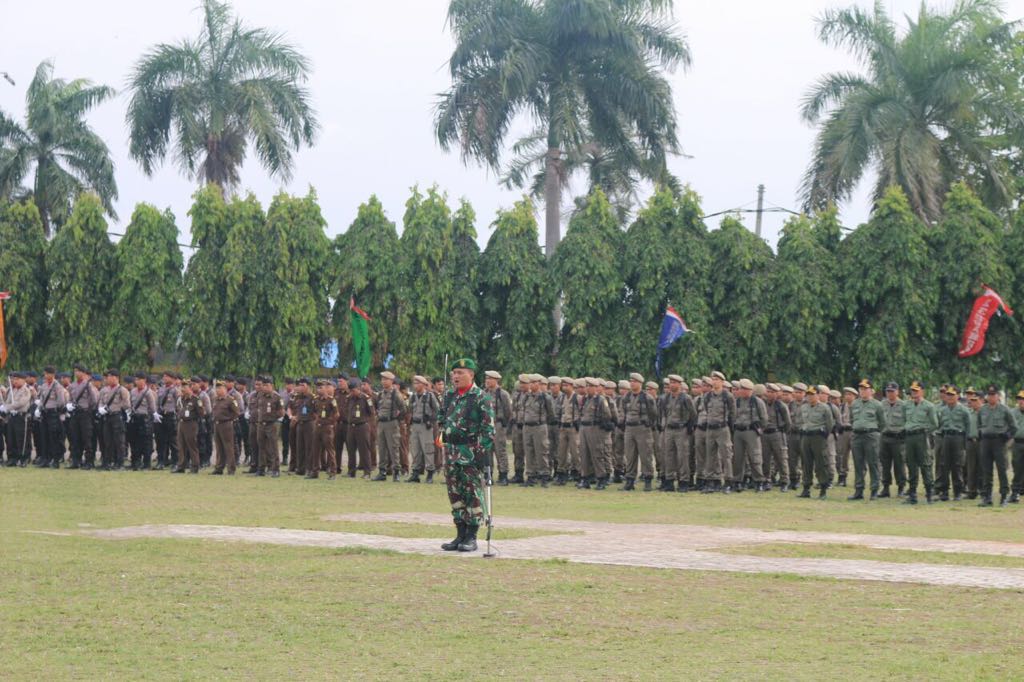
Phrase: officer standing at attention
[
  {"left": 374, "top": 371, "right": 407, "bottom": 482},
  {"left": 128, "top": 372, "right": 157, "bottom": 470},
  {"left": 407, "top": 375, "right": 440, "bottom": 483},
  {"left": 484, "top": 371, "right": 512, "bottom": 486},
  {"left": 522, "top": 374, "right": 555, "bottom": 487},
  {"left": 762, "top": 384, "right": 791, "bottom": 491},
  {"left": 173, "top": 380, "right": 204, "bottom": 474},
  {"left": 879, "top": 382, "right": 908, "bottom": 498},
  {"left": 288, "top": 378, "right": 315, "bottom": 477},
  {"left": 154, "top": 371, "right": 179, "bottom": 470},
  {"left": 661, "top": 375, "right": 696, "bottom": 492},
  {"left": 35, "top": 366, "right": 68, "bottom": 468},
  {"left": 1, "top": 372, "right": 32, "bottom": 466},
  {"left": 97, "top": 369, "right": 130, "bottom": 470},
  {"left": 345, "top": 378, "right": 375, "bottom": 477},
  {"left": 253, "top": 375, "right": 284, "bottom": 477},
  {"left": 437, "top": 358, "right": 494, "bottom": 554},
  {"left": 732, "top": 378, "right": 768, "bottom": 492},
  {"left": 66, "top": 364, "right": 99, "bottom": 469},
  {"left": 799, "top": 385, "right": 834, "bottom": 499},
  {"left": 847, "top": 379, "right": 886, "bottom": 501},
  {"left": 901, "top": 380, "right": 939, "bottom": 505},
  {"left": 211, "top": 380, "right": 241, "bottom": 475},
  {"left": 936, "top": 385, "right": 970, "bottom": 501},
  {"left": 307, "top": 379, "right": 339, "bottom": 480},
  {"left": 701, "top": 371, "right": 736, "bottom": 493},
  {"left": 977, "top": 384, "right": 1014, "bottom": 507}
]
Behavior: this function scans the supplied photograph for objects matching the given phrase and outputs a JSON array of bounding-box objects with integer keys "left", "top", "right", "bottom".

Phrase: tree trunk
[{"left": 544, "top": 146, "right": 562, "bottom": 341}]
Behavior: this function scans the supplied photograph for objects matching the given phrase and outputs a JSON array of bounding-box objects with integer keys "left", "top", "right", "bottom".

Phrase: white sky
[{"left": 3, "top": 0, "right": 1022, "bottom": 252}]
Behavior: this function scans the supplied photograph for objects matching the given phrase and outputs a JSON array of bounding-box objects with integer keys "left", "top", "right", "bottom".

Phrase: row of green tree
[{"left": 4, "top": 181, "right": 1024, "bottom": 388}]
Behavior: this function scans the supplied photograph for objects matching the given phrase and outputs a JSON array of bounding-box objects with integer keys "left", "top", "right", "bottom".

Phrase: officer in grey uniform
[
  {"left": 374, "top": 370, "right": 407, "bottom": 481},
  {"left": 407, "top": 375, "right": 439, "bottom": 483},
  {"left": 661, "top": 375, "right": 695, "bottom": 492},
  {"left": 128, "top": 372, "right": 157, "bottom": 470},
  {"left": 762, "top": 384, "right": 791, "bottom": 491},
  {"left": 484, "top": 370, "right": 512, "bottom": 485},
  {"left": 701, "top": 371, "right": 736, "bottom": 493},
  {"left": 577, "top": 378, "right": 612, "bottom": 489},
  {"left": 555, "top": 377, "right": 580, "bottom": 485},
  {"left": 510, "top": 375, "right": 529, "bottom": 484},
  {"left": 522, "top": 374, "right": 555, "bottom": 487},
  {"left": 621, "top": 373, "right": 657, "bottom": 491},
  {"left": 732, "top": 378, "right": 768, "bottom": 491}
]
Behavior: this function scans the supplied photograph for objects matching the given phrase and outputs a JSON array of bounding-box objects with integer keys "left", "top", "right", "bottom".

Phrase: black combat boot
[
  {"left": 643, "top": 476, "right": 653, "bottom": 492},
  {"left": 779, "top": 482, "right": 789, "bottom": 492},
  {"left": 869, "top": 488, "right": 879, "bottom": 500},
  {"left": 554, "top": 472, "right": 566, "bottom": 486},
  {"left": 818, "top": 485, "right": 827, "bottom": 499},
  {"left": 457, "top": 525, "right": 479, "bottom": 552},
  {"left": 663, "top": 479, "right": 676, "bottom": 492},
  {"left": 372, "top": 470, "right": 387, "bottom": 481},
  {"left": 953, "top": 489, "right": 963, "bottom": 501},
  {"left": 925, "top": 487, "right": 934, "bottom": 505},
  {"left": 406, "top": 471, "right": 421, "bottom": 483},
  {"left": 847, "top": 488, "right": 864, "bottom": 501},
  {"left": 677, "top": 480, "right": 688, "bottom": 493},
  {"left": 837, "top": 474, "right": 847, "bottom": 487},
  {"left": 878, "top": 486, "right": 891, "bottom": 498},
  {"left": 426, "top": 470, "right": 435, "bottom": 484},
  {"left": 497, "top": 472, "right": 508, "bottom": 486},
  {"left": 978, "top": 494, "right": 993, "bottom": 507},
  {"left": 442, "top": 522, "right": 465, "bottom": 551},
  {"left": 798, "top": 487, "right": 811, "bottom": 498},
  {"left": 511, "top": 472, "right": 524, "bottom": 484},
  {"left": 621, "top": 477, "right": 635, "bottom": 491},
  {"left": 902, "top": 490, "right": 917, "bottom": 504},
  {"left": 938, "top": 490, "right": 949, "bottom": 502},
  {"left": 612, "top": 470, "right": 624, "bottom": 484},
  {"left": 1000, "top": 493, "right": 1009, "bottom": 507},
  {"left": 1009, "top": 491, "right": 1021, "bottom": 504},
  {"left": 595, "top": 477, "right": 607, "bottom": 490},
  {"left": 897, "top": 484, "right": 906, "bottom": 498},
  {"left": 540, "top": 475, "right": 550, "bottom": 488},
  {"left": 392, "top": 471, "right": 401, "bottom": 482},
  {"left": 246, "top": 465, "right": 258, "bottom": 475}
]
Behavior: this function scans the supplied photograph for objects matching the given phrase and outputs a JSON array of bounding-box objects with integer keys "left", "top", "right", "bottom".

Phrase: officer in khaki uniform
[
  {"left": 661, "top": 375, "right": 695, "bottom": 492},
  {"left": 254, "top": 375, "right": 284, "bottom": 477},
  {"left": 547, "top": 376, "right": 562, "bottom": 478},
  {"left": 211, "top": 380, "right": 241, "bottom": 475},
  {"left": 798, "top": 385, "right": 834, "bottom": 498},
  {"left": 555, "top": 377, "right": 580, "bottom": 485},
  {"left": 732, "top": 378, "right": 768, "bottom": 491},
  {"left": 786, "top": 384, "right": 805, "bottom": 490},
  {"left": 964, "top": 388, "right": 982, "bottom": 499},
  {"left": 484, "top": 371, "right": 512, "bottom": 485},
  {"left": 408, "top": 375, "right": 440, "bottom": 483},
  {"left": 835, "top": 387, "right": 856, "bottom": 486},
  {"left": 522, "top": 374, "right": 555, "bottom": 487},
  {"left": 762, "top": 384, "right": 791, "bottom": 491},
  {"left": 509, "top": 376, "right": 528, "bottom": 484},
  {"left": 174, "top": 380, "right": 204, "bottom": 474},
  {"left": 577, "top": 378, "right": 612, "bottom": 489},
  {"left": 977, "top": 384, "right": 1014, "bottom": 507},
  {"left": 692, "top": 378, "right": 708, "bottom": 489},
  {"left": 375, "top": 371, "right": 407, "bottom": 481},
  {"left": 701, "top": 371, "right": 736, "bottom": 493},
  {"left": 620, "top": 373, "right": 657, "bottom": 491}
]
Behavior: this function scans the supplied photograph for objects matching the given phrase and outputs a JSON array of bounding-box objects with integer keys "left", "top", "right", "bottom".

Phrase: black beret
[
  {"left": 347, "top": 378, "right": 361, "bottom": 389},
  {"left": 43, "top": 365, "right": 57, "bottom": 374}
]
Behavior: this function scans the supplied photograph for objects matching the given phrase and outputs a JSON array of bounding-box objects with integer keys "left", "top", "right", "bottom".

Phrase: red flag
[
  {"left": 349, "top": 295, "right": 371, "bottom": 322},
  {"left": 958, "top": 286, "right": 1014, "bottom": 358}
]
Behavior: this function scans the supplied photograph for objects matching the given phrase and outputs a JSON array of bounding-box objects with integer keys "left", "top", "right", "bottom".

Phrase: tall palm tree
[
  {"left": 435, "top": 0, "right": 689, "bottom": 256},
  {"left": 0, "top": 61, "right": 117, "bottom": 236},
  {"left": 800, "top": 0, "right": 1020, "bottom": 223},
  {"left": 126, "top": 0, "right": 319, "bottom": 189}
]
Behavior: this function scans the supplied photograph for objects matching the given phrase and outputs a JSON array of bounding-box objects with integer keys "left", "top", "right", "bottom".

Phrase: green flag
[{"left": 350, "top": 296, "right": 372, "bottom": 379}]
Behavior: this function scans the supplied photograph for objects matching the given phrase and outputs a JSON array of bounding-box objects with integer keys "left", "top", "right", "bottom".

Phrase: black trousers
[
  {"left": 127, "top": 415, "right": 153, "bottom": 469},
  {"left": 68, "top": 410, "right": 94, "bottom": 466},
  {"left": 102, "top": 415, "right": 127, "bottom": 468},
  {"left": 280, "top": 418, "right": 291, "bottom": 465},
  {"left": 39, "top": 410, "right": 63, "bottom": 464},
  {"left": 5, "top": 413, "right": 29, "bottom": 463},
  {"left": 979, "top": 437, "right": 1009, "bottom": 497},
  {"left": 154, "top": 413, "right": 178, "bottom": 467}
]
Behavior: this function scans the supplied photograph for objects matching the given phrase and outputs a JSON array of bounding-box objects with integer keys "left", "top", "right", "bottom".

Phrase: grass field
[{"left": 2, "top": 468, "right": 1022, "bottom": 680}]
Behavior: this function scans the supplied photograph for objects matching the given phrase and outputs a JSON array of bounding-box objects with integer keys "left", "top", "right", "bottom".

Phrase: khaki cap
[
  {"left": 668, "top": 374, "right": 684, "bottom": 383},
  {"left": 711, "top": 371, "right": 726, "bottom": 381},
  {"left": 561, "top": 377, "right": 574, "bottom": 385},
  {"left": 547, "top": 376, "right": 561, "bottom": 385},
  {"left": 645, "top": 381, "right": 658, "bottom": 389},
  {"left": 484, "top": 370, "right": 501, "bottom": 380},
  {"left": 573, "top": 378, "right": 586, "bottom": 388},
  {"left": 843, "top": 386, "right": 857, "bottom": 395},
  {"left": 380, "top": 371, "right": 395, "bottom": 380},
  {"left": 604, "top": 380, "right": 616, "bottom": 389},
  {"left": 617, "top": 380, "right": 630, "bottom": 390},
  {"left": 829, "top": 389, "right": 841, "bottom": 398},
  {"left": 754, "top": 383, "right": 767, "bottom": 396},
  {"left": 586, "top": 377, "right": 601, "bottom": 387},
  {"left": 792, "top": 382, "right": 807, "bottom": 392},
  {"left": 413, "top": 375, "right": 429, "bottom": 385},
  {"left": 691, "top": 378, "right": 704, "bottom": 387},
  {"left": 816, "top": 384, "right": 829, "bottom": 394},
  {"left": 518, "top": 374, "right": 530, "bottom": 383},
  {"left": 780, "top": 385, "right": 794, "bottom": 393},
  {"left": 730, "top": 380, "right": 741, "bottom": 389},
  {"left": 629, "top": 372, "right": 644, "bottom": 383},
  {"left": 738, "top": 378, "right": 754, "bottom": 390},
  {"left": 766, "top": 383, "right": 780, "bottom": 392}
]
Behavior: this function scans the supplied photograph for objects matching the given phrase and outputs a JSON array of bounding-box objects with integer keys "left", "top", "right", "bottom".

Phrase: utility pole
[{"left": 755, "top": 184, "right": 765, "bottom": 238}]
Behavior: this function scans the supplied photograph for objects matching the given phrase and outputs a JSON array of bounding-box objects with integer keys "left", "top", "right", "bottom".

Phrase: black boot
[
  {"left": 677, "top": 480, "right": 689, "bottom": 493},
  {"left": 406, "top": 472, "right": 421, "bottom": 483},
  {"left": 818, "top": 485, "right": 827, "bottom": 499},
  {"left": 902, "top": 492, "right": 918, "bottom": 505},
  {"left": 457, "top": 524, "right": 478, "bottom": 552},
  {"left": 798, "top": 487, "right": 811, "bottom": 498},
  {"left": 938, "top": 490, "right": 949, "bottom": 502},
  {"left": 442, "top": 522, "right": 465, "bottom": 551},
  {"left": 878, "top": 486, "right": 891, "bottom": 498},
  {"left": 869, "top": 489, "right": 878, "bottom": 500},
  {"left": 643, "top": 477, "right": 653, "bottom": 492},
  {"left": 1000, "top": 493, "right": 1009, "bottom": 507},
  {"left": 621, "top": 477, "right": 635, "bottom": 491},
  {"left": 594, "top": 477, "right": 607, "bottom": 490},
  {"left": 847, "top": 488, "right": 864, "bottom": 501},
  {"left": 392, "top": 471, "right": 401, "bottom": 482},
  {"left": 897, "top": 484, "right": 906, "bottom": 498},
  {"left": 372, "top": 470, "right": 387, "bottom": 481},
  {"left": 612, "top": 471, "right": 623, "bottom": 484},
  {"left": 978, "top": 495, "right": 993, "bottom": 507},
  {"left": 837, "top": 474, "right": 847, "bottom": 487},
  {"left": 540, "top": 475, "right": 549, "bottom": 488},
  {"left": 426, "top": 470, "right": 435, "bottom": 484},
  {"left": 663, "top": 479, "right": 675, "bottom": 492},
  {"left": 497, "top": 472, "right": 508, "bottom": 486},
  {"left": 1009, "top": 491, "right": 1020, "bottom": 504},
  {"left": 511, "top": 472, "right": 524, "bottom": 484},
  {"left": 554, "top": 472, "right": 567, "bottom": 486},
  {"left": 779, "top": 482, "right": 789, "bottom": 492},
  {"left": 925, "top": 487, "right": 934, "bottom": 504}
]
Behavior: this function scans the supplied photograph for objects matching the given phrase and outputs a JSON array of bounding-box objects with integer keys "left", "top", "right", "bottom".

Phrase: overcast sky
[{"left": 3, "top": 0, "right": 1022, "bottom": 253}]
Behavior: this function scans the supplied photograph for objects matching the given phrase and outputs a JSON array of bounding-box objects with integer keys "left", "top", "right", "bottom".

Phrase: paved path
[{"left": 81, "top": 513, "right": 1024, "bottom": 591}]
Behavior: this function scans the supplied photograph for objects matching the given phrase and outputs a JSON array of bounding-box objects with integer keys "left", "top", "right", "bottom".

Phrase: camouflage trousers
[{"left": 445, "top": 461, "right": 485, "bottom": 528}]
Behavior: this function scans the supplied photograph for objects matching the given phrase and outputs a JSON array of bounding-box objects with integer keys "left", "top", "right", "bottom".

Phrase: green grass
[
  {"left": 1, "top": 468, "right": 1023, "bottom": 680},
  {"left": 716, "top": 542, "right": 1024, "bottom": 569}
]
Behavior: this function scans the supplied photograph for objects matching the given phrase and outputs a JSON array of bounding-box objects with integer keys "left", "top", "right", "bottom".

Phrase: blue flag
[{"left": 655, "top": 306, "right": 691, "bottom": 378}]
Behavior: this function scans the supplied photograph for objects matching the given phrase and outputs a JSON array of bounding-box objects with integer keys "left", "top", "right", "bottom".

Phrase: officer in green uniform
[
  {"left": 438, "top": 358, "right": 495, "bottom": 553},
  {"left": 936, "top": 385, "right": 970, "bottom": 501},
  {"left": 964, "top": 388, "right": 982, "bottom": 499},
  {"left": 798, "top": 385, "right": 834, "bottom": 499},
  {"left": 848, "top": 379, "right": 886, "bottom": 500},
  {"left": 902, "top": 380, "right": 939, "bottom": 504},
  {"left": 879, "top": 382, "right": 907, "bottom": 498},
  {"left": 1008, "top": 390, "right": 1024, "bottom": 504},
  {"left": 977, "top": 384, "right": 1014, "bottom": 507}
]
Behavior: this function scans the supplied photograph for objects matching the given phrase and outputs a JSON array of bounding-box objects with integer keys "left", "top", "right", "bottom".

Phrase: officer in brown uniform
[
  {"left": 555, "top": 377, "right": 580, "bottom": 485},
  {"left": 484, "top": 370, "right": 512, "bottom": 485},
  {"left": 211, "top": 380, "right": 241, "bottom": 475},
  {"left": 254, "top": 375, "right": 284, "bottom": 477},
  {"left": 334, "top": 376, "right": 349, "bottom": 472},
  {"left": 288, "top": 378, "right": 314, "bottom": 476},
  {"left": 307, "top": 379, "right": 339, "bottom": 479},
  {"left": 700, "top": 371, "right": 736, "bottom": 493},
  {"left": 345, "top": 378, "right": 375, "bottom": 477},
  {"left": 621, "top": 373, "right": 658, "bottom": 491},
  {"left": 577, "top": 377, "right": 613, "bottom": 489},
  {"left": 661, "top": 375, "right": 696, "bottom": 492},
  {"left": 510, "top": 375, "right": 529, "bottom": 484},
  {"left": 174, "top": 380, "right": 204, "bottom": 474}
]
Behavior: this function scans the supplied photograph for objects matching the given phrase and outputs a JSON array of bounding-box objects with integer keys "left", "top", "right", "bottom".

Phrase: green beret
[{"left": 452, "top": 358, "right": 477, "bottom": 371}]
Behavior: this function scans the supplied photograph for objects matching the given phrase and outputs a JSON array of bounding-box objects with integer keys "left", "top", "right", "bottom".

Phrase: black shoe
[
  {"left": 257, "top": 470, "right": 266, "bottom": 477},
  {"left": 554, "top": 473, "right": 567, "bottom": 487},
  {"left": 457, "top": 525, "right": 478, "bottom": 552},
  {"left": 798, "top": 487, "right": 811, "bottom": 498},
  {"left": 925, "top": 488, "right": 934, "bottom": 505},
  {"left": 69, "top": 463, "right": 80, "bottom": 470},
  {"left": 1009, "top": 492, "right": 1020, "bottom": 504},
  {"left": 271, "top": 471, "right": 280, "bottom": 478},
  {"left": 902, "top": 495, "right": 917, "bottom": 505},
  {"left": 347, "top": 470, "right": 356, "bottom": 478},
  {"left": 953, "top": 493, "right": 963, "bottom": 501},
  {"left": 540, "top": 476, "right": 549, "bottom": 488},
  {"left": 497, "top": 472, "right": 507, "bottom": 486},
  {"left": 837, "top": 475, "right": 847, "bottom": 487},
  {"left": 426, "top": 471, "right": 435, "bottom": 484},
  {"left": 847, "top": 489, "right": 864, "bottom": 501},
  {"left": 406, "top": 474, "right": 421, "bottom": 483},
  {"left": 1000, "top": 494, "right": 1009, "bottom": 507},
  {"left": 171, "top": 467, "right": 185, "bottom": 474},
  {"left": 511, "top": 474, "right": 524, "bottom": 485},
  {"left": 51, "top": 460, "right": 61, "bottom": 469},
  {"left": 612, "top": 472, "right": 623, "bottom": 484},
  {"left": 392, "top": 472, "right": 401, "bottom": 482},
  {"left": 304, "top": 473, "right": 318, "bottom": 479},
  {"left": 818, "top": 486, "right": 827, "bottom": 499},
  {"left": 442, "top": 522, "right": 465, "bottom": 551},
  {"left": 731, "top": 481, "right": 743, "bottom": 493},
  {"left": 869, "top": 489, "right": 878, "bottom": 500},
  {"left": 245, "top": 467, "right": 259, "bottom": 475},
  {"left": 677, "top": 481, "right": 688, "bottom": 493},
  {"left": 938, "top": 492, "right": 949, "bottom": 502},
  {"left": 621, "top": 478, "right": 635, "bottom": 491},
  {"left": 594, "top": 478, "right": 606, "bottom": 490},
  {"left": 966, "top": 492, "right": 977, "bottom": 500},
  {"left": 897, "top": 485, "right": 907, "bottom": 498},
  {"left": 372, "top": 471, "right": 387, "bottom": 481},
  {"left": 210, "top": 470, "right": 223, "bottom": 475},
  {"left": 978, "top": 496, "right": 993, "bottom": 507},
  {"left": 643, "top": 477, "right": 653, "bottom": 492},
  {"left": 878, "top": 487, "right": 891, "bottom": 498},
  {"left": 779, "top": 483, "right": 789, "bottom": 492}
]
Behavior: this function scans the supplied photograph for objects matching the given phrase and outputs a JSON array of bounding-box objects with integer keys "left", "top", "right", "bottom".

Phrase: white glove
[
  {"left": 278, "top": 416, "right": 285, "bottom": 423},
  {"left": 34, "top": 408, "right": 42, "bottom": 419},
  {"left": 244, "top": 410, "right": 251, "bottom": 420},
  {"left": 125, "top": 409, "right": 133, "bottom": 419},
  {"left": 153, "top": 413, "right": 163, "bottom": 424},
  {"left": 98, "top": 406, "right": 108, "bottom": 417},
  {"left": 0, "top": 405, "right": 7, "bottom": 414},
  {"left": 34, "top": 398, "right": 41, "bottom": 407},
  {"left": 66, "top": 402, "right": 75, "bottom": 413}
]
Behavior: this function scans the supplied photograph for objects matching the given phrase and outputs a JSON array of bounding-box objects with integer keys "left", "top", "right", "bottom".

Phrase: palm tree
[
  {"left": 0, "top": 61, "right": 117, "bottom": 236},
  {"left": 435, "top": 0, "right": 689, "bottom": 257},
  {"left": 800, "top": 0, "right": 1020, "bottom": 223},
  {"left": 126, "top": 0, "right": 319, "bottom": 189}
]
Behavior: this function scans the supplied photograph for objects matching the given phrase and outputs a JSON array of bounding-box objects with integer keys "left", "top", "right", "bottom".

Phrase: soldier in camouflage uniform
[{"left": 438, "top": 358, "right": 494, "bottom": 553}]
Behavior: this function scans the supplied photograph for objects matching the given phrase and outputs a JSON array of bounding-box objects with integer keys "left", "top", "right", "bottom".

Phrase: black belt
[
  {"left": 734, "top": 425, "right": 757, "bottom": 432},
  {"left": 580, "top": 421, "right": 595, "bottom": 426},
  {"left": 882, "top": 432, "right": 905, "bottom": 440},
  {"left": 548, "top": 422, "right": 559, "bottom": 427},
  {"left": 941, "top": 430, "right": 965, "bottom": 437},
  {"left": 625, "top": 421, "right": 643, "bottom": 427},
  {"left": 706, "top": 422, "right": 725, "bottom": 430},
  {"left": 981, "top": 434, "right": 1006, "bottom": 440},
  {"left": 216, "top": 419, "right": 235, "bottom": 424},
  {"left": 853, "top": 428, "right": 879, "bottom": 434},
  {"left": 666, "top": 424, "right": 684, "bottom": 430},
  {"left": 696, "top": 424, "right": 708, "bottom": 431},
  {"left": 763, "top": 427, "right": 779, "bottom": 434},
  {"left": 378, "top": 417, "right": 396, "bottom": 423},
  {"left": 350, "top": 421, "right": 367, "bottom": 426},
  {"left": 560, "top": 424, "right": 574, "bottom": 429},
  {"left": 838, "top": 426, "right": 852, "bottom": 432},
  {"left": 42, "top": 408, "right": 59, "bottom": 415},
  {"left": 906, "top": 429, "right": 927, "bottom": 436},
  {"left": 523, "top": 421, "right": 541, "bottom": 427},
  {"left": 802, "top": 430, "right": 827, "bottom": 437}
]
